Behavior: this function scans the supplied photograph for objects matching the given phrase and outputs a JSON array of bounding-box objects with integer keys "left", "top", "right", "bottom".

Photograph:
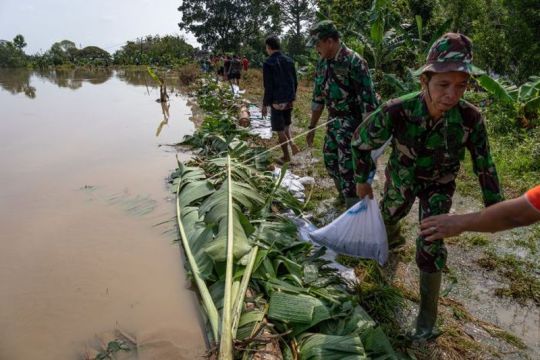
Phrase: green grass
[
  {"left": 458, "top": 234, "right": 490, "bottom": 249},
  {"left": 458, "top": 109, "right": 539, "bottom": 200},
  {"left": 352, "top": 259, "right": 405, "bottom": 347}
]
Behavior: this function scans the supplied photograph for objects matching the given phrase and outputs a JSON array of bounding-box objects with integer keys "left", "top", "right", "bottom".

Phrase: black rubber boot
[{"left": 412, "top": 271, "right": 442, "bottom": 341}]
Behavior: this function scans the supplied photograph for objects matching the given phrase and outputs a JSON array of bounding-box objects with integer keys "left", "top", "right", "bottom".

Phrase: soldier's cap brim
[{"left": 413, "top": 62, "right": 485, "bottom": 76}]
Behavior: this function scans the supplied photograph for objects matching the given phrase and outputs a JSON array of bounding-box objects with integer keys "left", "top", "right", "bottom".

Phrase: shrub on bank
[{"left": 177, "top": 63, "right": 201, "bottom": 86}]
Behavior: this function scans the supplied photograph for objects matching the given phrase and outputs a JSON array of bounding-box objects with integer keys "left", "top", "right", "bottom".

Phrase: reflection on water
[
  {"left": 156, "top": 101, "right": 170, "bottom": 137},
  {"left": 0, "top": 68, "right": 36, "bottom": 98},
  {"left": 0, "top": 67, "right": 187, "bottom": 99},
  {"left": 0, "top": 69, "right": 203, "bottom": 359}
]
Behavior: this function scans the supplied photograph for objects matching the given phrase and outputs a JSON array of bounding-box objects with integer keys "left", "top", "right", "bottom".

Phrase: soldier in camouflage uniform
[
  {"left": 305, "top": 20, "right": 378, "bottom": 207},
  {"left": 351, "top": 33, "right": 503, "bottom": 341}
]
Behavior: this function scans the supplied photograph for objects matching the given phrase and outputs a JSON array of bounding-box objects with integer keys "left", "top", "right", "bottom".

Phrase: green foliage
[
  {"left": 77, "top": 46, "right": 111, "bottom": 66},
  {"left": 112, "top": 35, "right": 194, "bottom": 66},
  {"left": 94, "top": 339, "right": 130, "bottom": 360},
  {"left": 175, "top": 77, "right": 399, "bottom": 358},
  {"left": 477, "top": 75, "right": 540, "bottom": 127},
  {"left": 458, "top": 91, "right": 539, "bottom": 196},
  {"left": 2, "top": 33, "right": 192, "bottom": 68},
  {"left": 178, "top": 0, "right": 280, "bottom": 53},
  {"left": 316, "top": 0, "right": 539, "bottom": 97},
  {"left": 12, "top": 35, "right": 27, "bottom": 50},
  {"left": 296, "top": 333, "right": 367, "bottom": 359},
  {"left": 0, "top": 35, "right": 28, "bottom": 67}
]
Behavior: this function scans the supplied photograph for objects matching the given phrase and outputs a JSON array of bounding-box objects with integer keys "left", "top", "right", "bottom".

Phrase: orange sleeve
[{"left": 525, "top": 185, "right": 540, "bottom": 211}]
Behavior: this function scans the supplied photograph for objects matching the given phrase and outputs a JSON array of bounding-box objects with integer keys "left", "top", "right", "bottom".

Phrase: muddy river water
[{"left": 0, "top": 69, "right": 205, "bottom": 359}]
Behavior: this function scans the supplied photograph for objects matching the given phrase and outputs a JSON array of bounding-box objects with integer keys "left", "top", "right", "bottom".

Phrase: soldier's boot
[
  {"left": 385, "top": 222, "right": 405, "bottom": 248},
  {"left": 332, "top": 179, "right": 345, "bottom": 206},
  {"left": 345, "top": 197, "right": 360, "bottom": 208},
  {"left": 411, "top": 271, "right": 442, "bottom": 342}
]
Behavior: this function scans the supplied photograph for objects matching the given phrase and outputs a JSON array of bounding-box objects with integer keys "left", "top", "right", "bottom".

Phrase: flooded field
[{"left": 0, "top": 68, "right": 205, "bottom": 359}]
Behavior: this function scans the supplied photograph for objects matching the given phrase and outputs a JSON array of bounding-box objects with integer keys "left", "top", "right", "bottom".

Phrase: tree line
[
  {"left": 178, "top": 0, "right": 539, "bottom": 84},
  {"left": 0, "top": 34, "right": 195, "bottom": 68}
]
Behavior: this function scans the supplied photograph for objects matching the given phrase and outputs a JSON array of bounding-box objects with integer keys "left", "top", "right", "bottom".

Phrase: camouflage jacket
[
  {"left": 312, "top": 43, "right": 378, "bottom": 119},
  {"left": 351, "top": 91, "right": 503, "bottom": 206}
]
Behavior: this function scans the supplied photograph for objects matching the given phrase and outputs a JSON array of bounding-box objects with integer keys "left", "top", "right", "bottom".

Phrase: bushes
[{"left": 177, "top": 63, "right": 201, "bottom": 86}]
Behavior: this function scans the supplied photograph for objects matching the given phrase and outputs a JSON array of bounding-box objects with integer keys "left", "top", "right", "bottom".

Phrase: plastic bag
[{"left": 309, "top": 197, "right": 388, "bottom": 265}]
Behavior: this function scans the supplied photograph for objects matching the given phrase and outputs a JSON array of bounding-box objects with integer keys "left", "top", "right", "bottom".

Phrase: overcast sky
[{"left": 0, "top": 0, "right": 198, "bottom": 54}]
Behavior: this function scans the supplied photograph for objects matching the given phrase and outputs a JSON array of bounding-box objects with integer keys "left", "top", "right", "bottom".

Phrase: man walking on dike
[
  {"left": 228, "top": 54, "right": 242, "bottom": 86},
  {"left": 223, "top": 55, "right": 231, "bottom": 81},
  {"left": 351, "top": 33, "right": 503, "bottom": 342},
  {"left": 305, "top": 20, "right": 378, "bottom": 208},
  {"left": 262, "top": 35, "right": 300, "bottom": 164}
]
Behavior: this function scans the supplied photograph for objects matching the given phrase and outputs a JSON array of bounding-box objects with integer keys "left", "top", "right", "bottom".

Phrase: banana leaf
[
  {"left": 476, "top": 75, "right": 514, "bottom": 104},
  {"left": 524, "top": 96, "right": 540, "bottom": 112},
  {"left": 268, "top": 292, "right": 331, "bottom": 336},
  {"left": 359, "top": 327, "right": 398, "bottom": 360},
  {"left": 205, "top": 212, "right": 252, "bottom": 262},
  {"left": 518, "top": 76, "right": 540, "bottom": 102},
  {"left": 219, "top": 155, "right": 235, "bottom": 359},
  {"left": 297, "top": 333, "right": 367, "bottom": 360},
  {"left": 176, "top": 162, "right": 220, "bottom": 342}
]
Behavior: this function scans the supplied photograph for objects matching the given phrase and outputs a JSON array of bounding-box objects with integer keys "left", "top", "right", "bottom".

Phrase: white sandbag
[
  {"left": 309, "top": 197, "right": 388, "bottom": 265},
  {"left": 287, "top": 214, "right": 357, "bottom": 283}
]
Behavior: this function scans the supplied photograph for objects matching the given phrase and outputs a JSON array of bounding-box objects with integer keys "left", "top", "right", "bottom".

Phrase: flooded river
[{"left": 0, "top": 68, "right": 205, "bottom": 359}]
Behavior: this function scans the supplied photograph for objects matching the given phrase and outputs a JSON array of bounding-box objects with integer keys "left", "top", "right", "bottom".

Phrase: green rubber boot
[
  {"left": 412, "top": 271, "right": 442, "bottom": 342},
  {"left": 345, "top": 197, "right": 360, "bottom": 208}
]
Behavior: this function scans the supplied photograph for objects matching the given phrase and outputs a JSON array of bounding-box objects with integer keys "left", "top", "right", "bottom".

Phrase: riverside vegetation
[{"left": 173, "top": 78, "right": 400, "bottom": 359}]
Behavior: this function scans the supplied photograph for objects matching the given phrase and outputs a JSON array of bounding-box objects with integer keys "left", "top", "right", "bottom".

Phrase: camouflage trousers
[
  {"left": 323, "top": 116, "right": 361, "bottom": 198},
  {"left": 381, "top": 168, "right": 456, "bottom": 273}
]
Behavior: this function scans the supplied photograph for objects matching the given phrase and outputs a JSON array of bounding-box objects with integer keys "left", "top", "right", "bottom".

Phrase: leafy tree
[
  {"left": 278, "top": 0, "right": 315, "bottom": 37},
  {"left": 13, "top": 34, "right": 27, "bottom": 50},
  {"left": 112, "top": 35, "right": 194, "bottom": 66},
  {"left": 503, "top": 0, "right": 540, "bottom": 82},
  {"left": 178, "top": 0, "right": 280, "bottom": 53},
  {"left": 44, "top": 40, "right": 78, "bottom": 65},
  {"left": 276, "top": 0, "right": 316, "bottom": 57},
  {"left": 76, "top": 46, "right": 111, "bottom": 66},
  {"left": 0, "top": 35, "right": 28, "bottom": 67}
]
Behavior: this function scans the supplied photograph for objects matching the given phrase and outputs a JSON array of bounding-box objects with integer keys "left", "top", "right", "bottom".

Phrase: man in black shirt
[
  {"left": 262, "top": 35, "right": 299, "bottom": 164},
  {"left": 228, "top": 54, "right": 242, "bottom": 86}
]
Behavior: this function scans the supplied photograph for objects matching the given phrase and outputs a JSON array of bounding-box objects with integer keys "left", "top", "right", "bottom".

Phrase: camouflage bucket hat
[
  {"left": 413, "top": 33, "right": 485, "bottom": 76},
  {"left": 306, "top": 20, "right": 340, "bottom": 47}
]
